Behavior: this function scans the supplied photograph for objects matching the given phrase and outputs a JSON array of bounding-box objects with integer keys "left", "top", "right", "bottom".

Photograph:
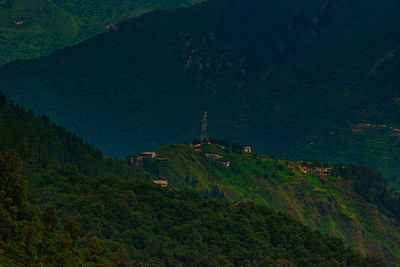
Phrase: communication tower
[{"left": 201, "top": 111, "right": 207, "bottom": 144}]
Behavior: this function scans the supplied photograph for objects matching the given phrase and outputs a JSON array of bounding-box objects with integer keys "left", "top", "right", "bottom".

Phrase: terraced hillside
[{"left": 134, "top": 142, "right": 400, "bottom": 265}]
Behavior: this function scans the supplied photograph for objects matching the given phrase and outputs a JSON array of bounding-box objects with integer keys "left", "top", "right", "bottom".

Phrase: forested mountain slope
[
  {"left": 2, "top": 0, "right": 400, "bottom": 190},
  {"left": 0, "top": 92, "right": 143, "bottom": 180},
  {"left": 0, "top": 95, "right": 384, "bottom": 266},
  {"left": 1, "top": 157, "right": 382, "bottom": 266},
  {"left": 138, "top": 142, "right": 400, "bottom": 265},
  {"left": 0, "top": 0, "right": 195, "bottom": 65}
]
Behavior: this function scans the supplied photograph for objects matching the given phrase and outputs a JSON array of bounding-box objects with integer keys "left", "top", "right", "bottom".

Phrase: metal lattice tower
[{"left": 201, "top": 111, "right": 207, "bottom": 144}]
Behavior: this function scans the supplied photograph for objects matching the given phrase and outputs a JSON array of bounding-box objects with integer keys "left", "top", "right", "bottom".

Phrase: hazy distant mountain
[
  {"left": 1, "top": 0, "right": 400, "bottom": 189},
  {"left": 0, "top": 0, "right": 195, "bottom": 65}
]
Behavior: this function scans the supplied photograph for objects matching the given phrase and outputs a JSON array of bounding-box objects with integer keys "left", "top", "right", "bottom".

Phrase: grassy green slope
[
  {"left": 0, "top": 0, "right": 195, "bottom": 65},
  {"left": 149, "top": 143, "right": 400, "bottom": 265},
  {"left": 293, "top": 127, "right": 400, "bottom": 191},
  {"left": 0, "top": 95, "right": 382, "bottom": 266},
  {"left": 1, "top": 0, "right": 400, "bottom": 190},
  {"left": 3, "top": 162, "right": 381, "bottom": 266}
]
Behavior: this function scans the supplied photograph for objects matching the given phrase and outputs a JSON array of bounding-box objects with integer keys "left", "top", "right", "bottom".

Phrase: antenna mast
[{"left": 201, "top": 111, "right": 207, "bottom": 144}]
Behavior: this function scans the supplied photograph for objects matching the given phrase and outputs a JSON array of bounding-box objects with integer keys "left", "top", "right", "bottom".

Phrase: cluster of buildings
[
  {"left": 127, "top": 152, "right": 169, "bottom": 187},
  {"left": 297, "top": 163, "right": 332, "bottom": 182},
  {"left": 314, "top": 167, "right": 332, "bottom": 181},
  {"left": 391, "top": 128, "right": 400, "bottom": 136},
  {"left": 127, "top": 152, "right": 157, "bottom": 166},
  {"left": 128, "top": 113, "right": 254, "bottom": 187},
  {"left": 202, "top": 152, "right": 230, "bottom": 168},
  {"left": 353, "top": 123, "right": 400, "bottom": 136},
  {"left": 192, "top": 141, "right": 253, "bottom": 168},
  {"left": 127, "top": 152, "right": 168, "bottom": 166},
  {"left": 354, "top": 123, "right": 388, "bottom": 131},
  {"left": 192, "top": 143, "right": 203, "bottom": 152}
]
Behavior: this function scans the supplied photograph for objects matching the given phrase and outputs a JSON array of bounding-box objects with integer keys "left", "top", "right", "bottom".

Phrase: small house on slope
[
  {"left": 244, "top": 147, "right": 252, "bottom": 153},
  {"left": 152, "top": 180, "right": 168, "bottom": 187},
  {"left": 140, "top": 152, "right": 157, "bottom": 158}
]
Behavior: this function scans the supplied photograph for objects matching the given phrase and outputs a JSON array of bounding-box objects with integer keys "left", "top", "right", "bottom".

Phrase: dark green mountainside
[
  {"left": 0, "top": 0, "right": 195, "bottom": 65},
  {"left": 1, "top": 0, "right": 400, "bottom": 189},
  {"left": 145, "top": 142, "right": 400, "bottom": 265},
  {"left": 0, "top": 95, "right": 385, "bottom": 266}
]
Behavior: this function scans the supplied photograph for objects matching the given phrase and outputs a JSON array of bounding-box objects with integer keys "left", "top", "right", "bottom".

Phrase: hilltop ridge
[
  {"left": 130, "top": 141, "right": 400, "bottom": 264},
  {"left": 1, "top": 0, "right": 400, "bottom": 189},
  {"left": 0, "top": 94, "right": 385, "bottom": 266}
]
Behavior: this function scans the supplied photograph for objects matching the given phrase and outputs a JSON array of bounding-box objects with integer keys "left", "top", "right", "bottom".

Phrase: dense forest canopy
[
  {"left": 142, "top": 141, "right": 400, "bottom": 264},
  {"left": 0, "top": 93, "right": 393, "bottom": 265},
  {"left": 0, "top": 150, "right": 384, "bottom": 266},
  {"left": 1, "top": 0, "right": 400, "bottom": 265},
  {"left": 0, "top": 94, "right": 385, "bottom": 266}
]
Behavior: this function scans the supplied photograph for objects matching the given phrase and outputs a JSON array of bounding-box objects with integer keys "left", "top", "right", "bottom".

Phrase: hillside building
[
  {"left": 298, "top": 167, "right": 308, "bottom": 174},
  {"left": 106, "top": 23, "right": 118, "bottom": 31},
  {"left": 152, "top": 180, "right": 168, "bottom": 187},
  {"left": 204, "top": 153, "right": 222, "bottom": 160},
  {"left": 244, "top": 147, "right": 252, "bottom": 153},
  {"left": 140, "top": 152, "right": 157, "bottom": 158},
  {"left": 222, "top": 161, "right": 231, "bottom": 167},
  {"left": 313, "top": 167, "right": 332, "bottom": 175},
  {"left": 127, "top": 157, "right": 135, "bottom": 164}
]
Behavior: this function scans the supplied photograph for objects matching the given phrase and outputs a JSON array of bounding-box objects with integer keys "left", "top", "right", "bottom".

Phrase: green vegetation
[
  {"left": 0, "top": 93, "right": 143, "bottom": 180},
  {"left": 143, "top": 141, "right": 400, "bottom": 265},
  {"left": 0, "top": 0, "right": 196, "bottom": 65},
  {"left": 2, "top": 0, "right": 400, "bottom": 191},
  {"left": 0, "top": 151, "right": 383, "bottom": 266},
  {"left": 0, "top": 94, "right": 385, "bottom": 266}
]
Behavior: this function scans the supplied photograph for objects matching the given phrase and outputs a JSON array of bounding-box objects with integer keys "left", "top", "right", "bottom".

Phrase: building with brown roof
[{"left": 152, "top": 180, "right": 168, "bottom": 187}]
